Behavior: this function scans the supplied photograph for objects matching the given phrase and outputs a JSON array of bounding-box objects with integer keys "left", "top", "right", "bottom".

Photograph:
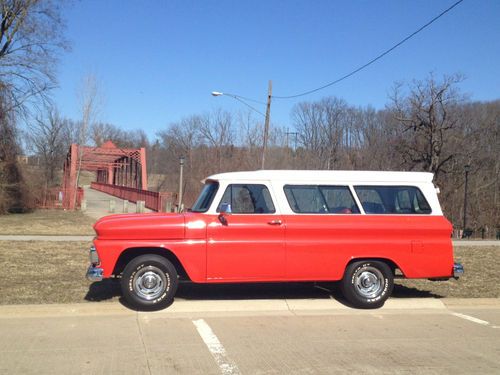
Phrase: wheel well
[
  {"left": 113, "top": 247, "right": 190, "bottom": 280},
  {"left": 345, "top": 258, "right": 401, "bottom": 277}
]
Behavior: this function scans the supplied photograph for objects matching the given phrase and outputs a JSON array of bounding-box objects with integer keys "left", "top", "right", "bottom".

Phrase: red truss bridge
[{"left": 56, "top": 141, "right": 173, "bottom": 211}]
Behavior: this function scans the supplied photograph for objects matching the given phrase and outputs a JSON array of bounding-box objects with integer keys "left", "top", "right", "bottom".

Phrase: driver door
[{"left": 206, "top": 183, "right": 285, "bottom": 281}]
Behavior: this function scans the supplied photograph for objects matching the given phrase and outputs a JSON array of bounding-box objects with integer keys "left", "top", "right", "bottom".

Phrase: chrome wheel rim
[
  {"left": 353, "top": 266, "right": 384, "bottom": 299},
  {"left": 133, "top": 266, "right": 166, "bottom": 301}
]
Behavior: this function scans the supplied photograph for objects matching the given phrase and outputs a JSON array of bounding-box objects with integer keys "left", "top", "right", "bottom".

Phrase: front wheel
[
  {"left": 340, "top": 260, "right": 393, "bottom": 309},
  {"left": 121, "top": 255, "right": 178, "bottom": 311}
]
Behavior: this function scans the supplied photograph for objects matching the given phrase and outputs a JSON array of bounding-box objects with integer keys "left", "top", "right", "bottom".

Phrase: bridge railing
[
  {"left": 90, "top": 182, "right": 176, "bottom": 212},
  {"left": 36, "top": 187, "right": 84, "bottom": 210}
]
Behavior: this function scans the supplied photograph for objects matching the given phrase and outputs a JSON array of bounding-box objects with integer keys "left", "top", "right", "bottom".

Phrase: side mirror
[
  {"left": 219, "top": 203, "right": 232, "bottom": 215},
  {"left": 218, "top": 203, "right": 231, "bottom": 225}
]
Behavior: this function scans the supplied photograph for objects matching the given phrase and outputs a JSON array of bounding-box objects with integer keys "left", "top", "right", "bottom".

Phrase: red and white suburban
[{"left": 86, "top": 170, "right": 463, "bottom": 310}]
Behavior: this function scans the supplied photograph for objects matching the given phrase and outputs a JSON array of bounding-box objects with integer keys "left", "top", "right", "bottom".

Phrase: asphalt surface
[{"left": 0, "top": 299, "right": 499, "bottom": 374}]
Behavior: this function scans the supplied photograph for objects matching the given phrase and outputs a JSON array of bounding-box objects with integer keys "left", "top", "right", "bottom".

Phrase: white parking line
[
  {"left": 452, "top": 312, "right": 490, "bottom": 326},
  {"left": 193, "top": 319, "right": 241, "bottom": 375}
]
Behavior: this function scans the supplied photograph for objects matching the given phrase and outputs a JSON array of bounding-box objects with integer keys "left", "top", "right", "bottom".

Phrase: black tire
[
  {"left": 121, "top": 254, "right": 178, "bottom": 311},
  {"left": 340, "top": 260, "right": 393, "bottom": 309}
]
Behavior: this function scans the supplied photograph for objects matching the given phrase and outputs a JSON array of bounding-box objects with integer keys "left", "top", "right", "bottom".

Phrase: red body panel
[
  {"left": 93, "top": 212, "right": 454, "bottom": 282},
  {"left": 206, "top": 214, "right": 285, "bottom": 280}
]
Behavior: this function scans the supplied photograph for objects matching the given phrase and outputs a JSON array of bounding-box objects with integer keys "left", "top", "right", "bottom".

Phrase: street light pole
[
  {"left": 178, "top": 156, "right": 185, "bottom": 212},
  {"left": 463, "top": 164, "right": 470, "bottom": 236},
  {"left": 261, "top": 80, "right": 272, "bottom": 169},
  {"left": 211, "top": 80, "right": 272, "bottom": 169}
]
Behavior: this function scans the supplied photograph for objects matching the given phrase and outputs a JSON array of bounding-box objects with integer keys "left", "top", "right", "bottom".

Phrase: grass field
[
  {"left": 0, "top": 242, "right": 498, "bottom": 306},
  {"left": 0, "top": 210, "right": 95, "bottom": 235}
]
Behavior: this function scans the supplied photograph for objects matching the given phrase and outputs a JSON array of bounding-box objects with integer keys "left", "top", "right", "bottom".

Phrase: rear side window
[
  {"left": 217, "top": 184, "right": 275, "bottom": 214},
  {"left": 284, "top": 185, "right": 360, "bottom": 214},
  {"left": 354, "top": 186, "right": 432, "bottom": 214}
]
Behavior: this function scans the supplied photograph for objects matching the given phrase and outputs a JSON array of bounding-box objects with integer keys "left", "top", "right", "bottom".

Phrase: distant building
[{"left": 16, "top": 155, "right": 29, "bottom": 164}]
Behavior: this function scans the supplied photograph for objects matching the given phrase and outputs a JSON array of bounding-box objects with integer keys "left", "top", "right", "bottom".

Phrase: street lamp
[
  {"left": 211, "top": 80, "right": 272, "bottom": 169},
  {"left": 178, "top": 156, "right": 185, "bottom": 212},
  {"left": 463, "top": 164, "right": 470, "bottom": 237}
]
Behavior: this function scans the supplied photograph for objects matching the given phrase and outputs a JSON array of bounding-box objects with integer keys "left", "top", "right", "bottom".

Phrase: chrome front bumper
[
  {"left": 86, "top": 265, "right": 103, "bottom": 281},
  {"left": 86, "top": 245, "right": 103, "bottom": 281},
  {"left": 453, "top": 262, "right": 464, "bottom": 279}
]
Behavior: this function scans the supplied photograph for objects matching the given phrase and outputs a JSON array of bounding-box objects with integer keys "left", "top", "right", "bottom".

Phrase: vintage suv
[{"left": 86, "top": 170, "right": 463, "bottom": 310}]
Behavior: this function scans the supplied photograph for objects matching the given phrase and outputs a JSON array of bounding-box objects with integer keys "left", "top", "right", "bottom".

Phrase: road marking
[
  {"left": 452, "top": 313, "right": 489, "bottom": 326},
  {"left": 193, "top": 319, "right": 241, "bottom": 375}
]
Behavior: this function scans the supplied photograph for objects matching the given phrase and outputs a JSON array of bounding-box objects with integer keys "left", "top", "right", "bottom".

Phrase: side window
[
  {"left": 355, "top": 187, "right": 386, "bottom": 213},
  {"left": 354, "top": 186, "right": 432, "bottom": 214},
  {"left": 217, "top": 184, "right": 275, "bottom": 214},
  {"left": 284, "top": 186, "right": 326, "bottom": 213},
  {"left": 284, "top": 185, "right": 360, "bottom": 214},
  {"left": 319, "top": 186, "right": 360, "bottom": 214}
]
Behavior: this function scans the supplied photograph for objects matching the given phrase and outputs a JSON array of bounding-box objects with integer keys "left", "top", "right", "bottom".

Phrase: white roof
[{"left": 205, "top": 170, "right": 434, "bottom": 183}]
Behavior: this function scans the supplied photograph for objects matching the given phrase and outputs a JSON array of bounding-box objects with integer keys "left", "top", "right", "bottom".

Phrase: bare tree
[
  {"left": 0, "top": 91, "right": 30, "bottom": 212},
  {"left": 292, "top": 97, "right": 349, "bottom": 169},
  {"left": 0, "top": 0, "right": 68, "bottom": 115},
  {"left": 389, "top": 74, "right": 465, "bottom": 180},
  {"left": 74, "top": 74, "right": 103, "bottom": 205},
  {"left": 26, "top": 105, "right": 69, "bottom": 186},
  {"left": 198, "top": 109, "right": 233, "bottom": 171},
  {"left": 236, "top": 111, "right": 263, "bottom": 170}
]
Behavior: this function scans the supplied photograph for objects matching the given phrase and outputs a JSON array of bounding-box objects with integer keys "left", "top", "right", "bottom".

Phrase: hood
[{"left": 93, "top": 213, "right": 185, "bottom": 240}]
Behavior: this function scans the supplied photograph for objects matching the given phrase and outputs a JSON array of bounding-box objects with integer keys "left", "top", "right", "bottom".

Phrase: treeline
[
  {"left": 0, "top": 0, "right": 67, "bottom": 213},
  {"left": 147, "top": 74, "right": 499, "bottom": 236},
  {"left": 24, "top": 74, "right": 500, "bottom": 236},
  {"left": 0, "top": 2, "right": 496, "bottom": 235}
]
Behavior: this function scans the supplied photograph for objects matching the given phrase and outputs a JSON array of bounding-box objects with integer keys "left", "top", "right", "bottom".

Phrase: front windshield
[{"left": 191, "top": 181, "right": 219, "bottom": 212}]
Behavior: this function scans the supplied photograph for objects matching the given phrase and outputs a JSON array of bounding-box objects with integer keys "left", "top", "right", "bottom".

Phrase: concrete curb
[
  {"left": 452, "top": 240, "right": 499, "bottom": 247},
  {"left": 3, "top": 298, "right": 497, "bottom": 318}
]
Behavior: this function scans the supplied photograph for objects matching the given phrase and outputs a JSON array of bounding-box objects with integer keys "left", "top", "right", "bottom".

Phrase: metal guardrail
[{"left": 90, "top": 182, "right": 175, "bottom": 212}]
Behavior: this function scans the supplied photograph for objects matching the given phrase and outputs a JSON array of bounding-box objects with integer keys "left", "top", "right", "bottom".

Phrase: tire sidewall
[
  {"left": 342, "top": 261, "right": 393, "bottom": 309},
  {"left": 121, "top": 255, "right": 178, "bottom": 311}
]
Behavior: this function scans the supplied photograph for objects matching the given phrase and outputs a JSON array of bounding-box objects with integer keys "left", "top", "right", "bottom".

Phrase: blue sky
[{"left": 53, "top": 0, "right": 500, "bottom": 138}]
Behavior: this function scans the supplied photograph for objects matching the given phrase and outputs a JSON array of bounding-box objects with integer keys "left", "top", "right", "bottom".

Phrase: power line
[
  {"left": 233, "top": 95, "right": 266, "bottom": 106},
  {"left": 273, "top": 0, "right": 465, "bottom": 100},
  {"left": 231, "top": 95, "right": 266, "bottom": 117}
]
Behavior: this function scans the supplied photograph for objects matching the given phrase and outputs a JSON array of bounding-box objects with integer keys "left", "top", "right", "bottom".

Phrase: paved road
[
  {"left": 82, "top": 186, "right": 152, "bottom": 220},
  {"left": 0, "top": 299, "right": 498, "bottom": 374}
]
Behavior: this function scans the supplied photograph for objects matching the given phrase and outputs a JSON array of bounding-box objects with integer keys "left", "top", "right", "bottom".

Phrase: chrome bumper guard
[
  {"left": 86, "top": 265, "right": 103, "bottom": 281},
  {"left": 86, "top": 245, "right": 103, "bottom": 281},
  {"left": 453, "top": 263, "right": 464, "bottom": 279}
]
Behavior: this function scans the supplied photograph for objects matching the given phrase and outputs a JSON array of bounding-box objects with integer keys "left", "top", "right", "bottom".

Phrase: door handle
[{"left": 267, "top": 219, "right": 282, "bottom": 225}]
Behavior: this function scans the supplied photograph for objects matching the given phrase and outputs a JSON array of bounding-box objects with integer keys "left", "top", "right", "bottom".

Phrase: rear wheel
[
  {"left": 121, "top": 254, "right": 178, "bottom": 311},
  {"left": 341, "top": 260, "right": 393, "bottom": 309}
]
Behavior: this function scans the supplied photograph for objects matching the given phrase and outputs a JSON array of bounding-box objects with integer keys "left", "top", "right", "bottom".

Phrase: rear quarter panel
[{"left": 284, "top": 214, "right": 454, "bottom": 280}]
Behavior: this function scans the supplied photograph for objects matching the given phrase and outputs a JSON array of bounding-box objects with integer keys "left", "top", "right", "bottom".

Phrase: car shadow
[
  {"left": 392, "top": 284, "right": 443, "bottom": 298},
  {"left": 176, "top": 281, "right": 338, "bottom": 300},
  {"left": 84, "top": 280, "right": 444, "bottom": 309},
  {"left": 84, "top": 279, "right": 121, "bottom": 302}
]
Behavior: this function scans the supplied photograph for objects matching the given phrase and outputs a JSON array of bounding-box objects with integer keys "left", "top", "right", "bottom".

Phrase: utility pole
[
  {"left": 178, "top": 156, "right": 185, "bottom": 212},
  {"left": 261, "top": 80, "right": 272, "bottom": 169},
  {"left": 462, "top": 164, "right": 470, "bottom": 236}
]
